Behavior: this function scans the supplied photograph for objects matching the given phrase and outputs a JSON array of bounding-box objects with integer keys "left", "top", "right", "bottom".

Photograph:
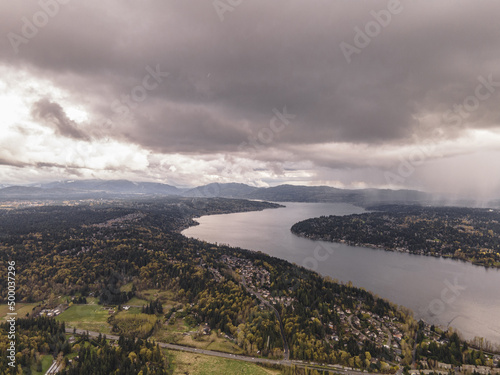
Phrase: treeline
[
  {"left": 142, "top": 298, "right": 164, "bottom": 314},
  {"left": 0, "top": 317, "right": 69, "bottom": 374},
  {"left": 416, "top": 329, "right": 492, "bottom": 367},
  {"left": 59, "top": 335, "right": 170, "bottom": 375},
  {"left": 291, "top": 205, "right": 500, "bottom": 268},
  {"left": 193, "top": 280, "right": 284, "bottom": 357},
  {"left": 100, "top": 289, "right": 135, "bottom": 305},
  {"left": 0, "top": 315, "right": 172, "bottom": 374},
  {"left": 72, "top": 296, "right": 87, "bottom": 304},
  {"left": 0, "top": 205, "right": 135, "bottom": 238}
]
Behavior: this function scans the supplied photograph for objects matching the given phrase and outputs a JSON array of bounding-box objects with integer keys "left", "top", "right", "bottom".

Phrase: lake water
[{"left": 182, "top": 202, "right": 500, "bottom": 343}]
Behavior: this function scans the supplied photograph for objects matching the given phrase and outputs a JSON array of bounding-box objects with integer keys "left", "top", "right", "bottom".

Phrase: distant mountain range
[
  {"left": 183, "top": 183, "right": 259, "bottom": 198},
  {"left": 0, "top": 179, "right": 496, "bottom": 208},
  {"left": 38, "top": 179, "right": 181, "bottom": 195}
]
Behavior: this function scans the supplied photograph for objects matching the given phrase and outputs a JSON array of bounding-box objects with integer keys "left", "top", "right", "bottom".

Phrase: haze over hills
[
  {"left": 1, "top": 178, "right": 496, "bottom": 208},
  {"left": 183, "top": 182, "right": 259, "bottom": 198},
  {"left": 245, "top": 184, "right": 432, "bottom": 206},
  {"left": 37, "top": 179, "right": 182, "bottom": 195}
]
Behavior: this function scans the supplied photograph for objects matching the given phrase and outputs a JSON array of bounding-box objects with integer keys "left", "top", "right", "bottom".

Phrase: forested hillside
[
  {"left": 0, "top": 199, "right": 489, "bottom": 374},
  {"left": 291, "top": 205, "right": 500, "bottom": 268}
]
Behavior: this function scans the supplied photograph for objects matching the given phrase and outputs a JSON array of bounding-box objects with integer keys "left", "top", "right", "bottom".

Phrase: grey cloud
[
  {"left": 0, "top": 157, "right": 27, "bottom": 168},
  {"left": 31, "top": 98, "right": 89, "bottom": 140},
  {"left": 2, "top": 1, "right": 493, "bottom": 149},
  {"left": 121, "top": 105, "right": 251, "bottom": 153},
  {"left": 1, "top": 3, "right": 498, "bottom": 144},
  {"left": 1, "top": 0, "right": 500, "bottom": 192}
]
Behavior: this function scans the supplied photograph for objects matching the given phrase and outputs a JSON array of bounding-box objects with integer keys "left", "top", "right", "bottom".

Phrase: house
[{"left": 202, "top": 324, "right": 211, "bottom": 335}]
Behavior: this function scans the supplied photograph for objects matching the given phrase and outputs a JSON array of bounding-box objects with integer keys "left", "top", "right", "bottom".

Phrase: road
[
  {"left": 382, "top": 324, "right": 392, "bottom": 349},
  {"left": 68, "top": 328, "right": 382, "bottom": 375},
  {"left": 45, "top": 359, "right": 62, "bottom": 375},
  {"left": 348, "top": 315, "right": 370, "bottom": 342}
]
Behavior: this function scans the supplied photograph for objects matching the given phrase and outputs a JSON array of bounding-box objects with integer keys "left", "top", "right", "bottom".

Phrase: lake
[{"left": 182, "top": 202, "right": 500, "bottom": 343}]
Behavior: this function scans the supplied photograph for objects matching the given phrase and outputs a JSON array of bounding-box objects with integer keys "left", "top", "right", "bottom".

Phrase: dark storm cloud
[
  {"left": 31, "top": 98, "right": 89, "bottom": 140},
  {"left": 119, "top": 104, "right": 253, "bottom": 153},
  {"left": 1, "top": 0, "right": 500, "bottom": 164}
]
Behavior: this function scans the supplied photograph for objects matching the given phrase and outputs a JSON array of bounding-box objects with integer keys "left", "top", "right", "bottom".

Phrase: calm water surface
[{"left": 182, "top": 202, "right": 500, "bottom": 343}]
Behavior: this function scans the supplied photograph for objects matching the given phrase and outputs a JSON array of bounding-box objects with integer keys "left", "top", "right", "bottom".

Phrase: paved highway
[{"left": 67, "top": 328, "right": 385, "bottom": 375}]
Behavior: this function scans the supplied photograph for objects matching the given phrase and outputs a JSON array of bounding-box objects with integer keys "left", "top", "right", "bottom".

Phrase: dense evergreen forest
[
  {"left": 291, "top": 205, "right": 500, "bottom": 268},
  {"left": 59, "top": 334, "right": 170, "bottom": 375},
  {"left": 0, "top": 317, "right": 172, "bottom": 374},
  {"left": 0, "top": 317, "right": 69, "bottom": 373}
]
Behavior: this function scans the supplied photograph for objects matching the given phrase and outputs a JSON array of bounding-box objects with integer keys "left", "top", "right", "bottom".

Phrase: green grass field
[
  {"left": 0, "top": 303, "right": 38, "bottom": 320},
  {"left": 170, "top": 350, "right": 280, "bottom": 375},
  {"left": 153, "top": 318, "right": 244, "bottom": 355},
  {"left": 126, "top": 296, "right": 149, "bottom": 306},
  {"left": 121, "top": 306, "right": 142, "bottom": 314},
  {"left": 119, "top": 282, "right": 134, "bottom": 292},
  {"left": 55, "top": 304, "right": 112, "bottom": 333},
  {"left": 109, "top": 313, "right": 158, "bottom": 338},
  {"left": 33, "top": 355, "right": 54, "bottom": 375},
  {"left": 205, "top": 339, "right": 245, "bottom": 354},
  {"left": 84, "top": 297, "right": 99, "bottom": 305},
  {"left": 134, "top": 289, "right": 179, "bottom": 309}
]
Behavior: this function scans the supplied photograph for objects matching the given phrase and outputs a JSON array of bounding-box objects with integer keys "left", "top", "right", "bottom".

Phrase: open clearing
[
  {"left": 55, "top": 304, "right": 112, "bottom": 333},
  {"left": 153, "top": 317, "right": 244, "bottom": 355},
  {"left": 0, "top": 303, "right": 38, "bottom": 319},
  {"left": 169, "top": 350, "right": 280, "bottom": 375}
]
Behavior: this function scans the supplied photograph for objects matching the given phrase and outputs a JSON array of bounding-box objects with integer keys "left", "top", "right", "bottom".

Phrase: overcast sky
[{"left": 1, "top": 1, "right": 500, "bottom": 198}]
